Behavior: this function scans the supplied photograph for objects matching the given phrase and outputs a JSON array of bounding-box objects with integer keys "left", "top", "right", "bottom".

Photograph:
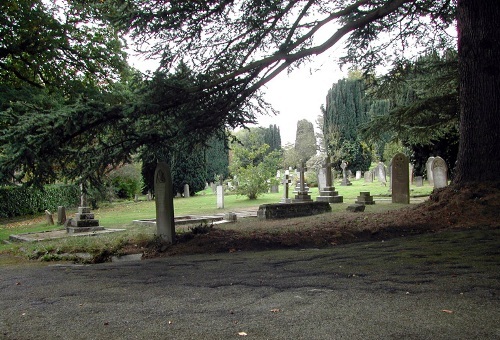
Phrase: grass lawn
[{"left": 0, "top": 179, "right": 434, "bottom": 260}]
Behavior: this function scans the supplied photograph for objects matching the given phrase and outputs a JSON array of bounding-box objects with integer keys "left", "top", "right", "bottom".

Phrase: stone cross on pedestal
[
  {"left": 293, "top": 160, "right": 312, "bottom": 202},
  {"left": 67, "top": 182, "right": 103, "bottom": 234},
  {"left": 323, "top": 156, "right": 333, "bottom": 187},
  {"left": 280, "top": 170, "right": 292, "bottom": 203},
  {"left": 298, "top": 161, "right": 307, "bottom": 192},
  {"left": 316, "top": 155, "right": 343, "bottom": 203}
]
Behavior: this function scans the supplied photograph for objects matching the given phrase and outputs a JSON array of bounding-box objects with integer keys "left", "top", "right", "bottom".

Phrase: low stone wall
[{"left": 257, "top": 202, "right": 332, "bottom": 220}]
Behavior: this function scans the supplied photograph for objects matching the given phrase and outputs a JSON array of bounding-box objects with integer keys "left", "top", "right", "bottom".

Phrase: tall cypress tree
[{"left": 323, "top": 78, "right": 371, "bottom": 170}]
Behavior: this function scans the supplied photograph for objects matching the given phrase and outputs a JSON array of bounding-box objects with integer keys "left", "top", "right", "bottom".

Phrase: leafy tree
[
  {"left": 294, "top": 119, "right": 317, "bottom": 163},
  {"left": 205, "top": 130, "right": 230, "bottom": 183},
  {"left": 281, "top": 143, "right": 301, "bottom": 170},
  {"left": 230, "top": 143, "right": 280, "bottom": 200},
  {"left": 2, "top": 0, "right": 499, "bottom": 193},
  {"left": 1, "top": 0, "right": 127, "bottom": 89}
]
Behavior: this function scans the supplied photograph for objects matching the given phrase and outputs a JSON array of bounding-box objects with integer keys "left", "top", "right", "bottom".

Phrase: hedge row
[{"left": 0, "top": 185, "right": 80, "bottom": 218}]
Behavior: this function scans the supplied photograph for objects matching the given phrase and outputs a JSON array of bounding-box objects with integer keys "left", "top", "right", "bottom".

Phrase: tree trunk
[{"left": 455, "top": 0, "right": 500, "bottom": 184}]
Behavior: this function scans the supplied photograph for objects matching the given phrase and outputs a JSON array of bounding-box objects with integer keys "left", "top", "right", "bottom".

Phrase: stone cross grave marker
[
  {"left": 391, "top": 153, "right": 410, "bottom": 204},
  {"left": 280, "top": 170, "right": 292, "bottom": 203},
  {"left": 293, "top": 161, "right": 312, "bottom": 202},
  {"left": 340, "top": 161, "right": 352, "bottom": 186},
  {"left": 154, "top": 162, "right": 175, "bottom": 243},
  {"left": 316, "top": 156, "right": 343, "bottom": 203},
  {"left": 432, "top": 156, "right": 448, "bottom": 189}
]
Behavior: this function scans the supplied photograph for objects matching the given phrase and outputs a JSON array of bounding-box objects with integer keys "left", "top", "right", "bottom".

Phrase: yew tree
[{"left": 108, "top": 0, "right": 498, "bottom": 186}]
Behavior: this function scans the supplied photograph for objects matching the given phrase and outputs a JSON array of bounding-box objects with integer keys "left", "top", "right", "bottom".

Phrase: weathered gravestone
[
  {"left": 377, "top": 162, "right": 387, "bottom": 186},
  {"left": 317, "top": 168, "right": 327, "bottom": 192},
  {"left": 217, "top": 185, "right": 224, "bottom": 208},
  {"left": 364, "top": 170, "right": 374, "bottom": 183},
  {"left": 154, "top": 162, "right": 175, "bottom": 243},
  {"left": 340, "top": 161, "right": 352, "bottom": 186},
  {"left": 426, "top": 156, "right": 435, "bottom": 185},
  {"left": 183, "top": 184, "right": 190, "bottom": 198},
  {"left": 432, "top": 156, "right": 448, "bottom": 189},
  {"left": 391, "top": 153, "right": 410, "bottom": 204},
  {"left": 57, "top": 206, "right": 66, "bottom": 225},
  {"left": 355, "top": 170, "right": 362, "bottom": 180},
  {"left": 414, "top": 176, "right": 424, "bottom": 187}
]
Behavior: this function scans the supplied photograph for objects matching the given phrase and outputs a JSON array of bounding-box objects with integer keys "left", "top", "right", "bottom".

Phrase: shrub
[{"left": 0, "top": 184, "right": 79, "bottom": 218}]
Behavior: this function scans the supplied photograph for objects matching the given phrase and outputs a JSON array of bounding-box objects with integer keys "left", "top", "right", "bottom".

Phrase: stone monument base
[
  {"left": 66, "top": 226, "right": 105, "bottom": 234},
  {"left": 316, "top": 186, "right": 343, "bottom": 203},
  {"left": 355, "top": 192, "right": 375, "bottom": 205},
  {"left": 257, "top": 202, "right": 331, "bottom": 220}
]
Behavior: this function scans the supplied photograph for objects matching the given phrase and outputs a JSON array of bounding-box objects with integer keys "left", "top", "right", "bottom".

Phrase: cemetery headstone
[
  {"left": 432, "top": 156, "right": 448, "bottom": 189},
  {"left": 355, "top": 170, "right": 362, "bottom": 180},
  {"left": 217, "top": 185, "right": 224, "bottom": 208},
  {"left": 154, "top": 162, "right": 175, "bottom": 243},
  {"left": 377, "top": 162, "right": 387, "bottom": 186},
  {"left": 426, "top": 156, "right": 435, "bottom": 185},
  {"left": 391, "top": 153, "right": 410, "bottom": 204},
  {"left": 45, "top": 210, "right": 54, "bottom": 225},
  {"left": 293, "top": 161, "right": 313, "bottom": 202},
  {"left": 340, "top": 161, "right": 352, "bottom": 186},
  {"left": 409, "top": 163, "right": 414, "bottom": 184},
  {"left": 364, "top": 171, "right": 374, "bottom": 183},
  {"left": 57, "top": 206, "right": 66, "bottom": 225},
  {"left": 414, "top": 176, "right": 424, "bottom": 187},
  {"left": 183, "top": 184, "right": 190, "bottom": 198},
  {"left": 317, "top": 168, "right": 327, "bottom": 192}
]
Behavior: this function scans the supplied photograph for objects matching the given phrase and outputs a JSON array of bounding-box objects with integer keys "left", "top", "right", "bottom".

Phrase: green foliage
[
  {"left": 0, "top": 0, "right": 127, "bottom": 89},
  {"left": 230, "top": 139, "right": 281, "bottom": 200},
  {"left": 0, "top": 184, "right": 79, "bottom": 218},
  {"left": 263, "top": 124, "right": 282, "bottom": 152},
  {"left": 205, "top": 130, "right": 230, "bottom": 182},
  {"left": 294, "top": 119, "right": 317, "bottom": 163},
  {"left": 323, "top": 78, "right": 371, "bottom": 171},
  {"left": 107, "top": 163, "right": 143, "bottom": 199}
]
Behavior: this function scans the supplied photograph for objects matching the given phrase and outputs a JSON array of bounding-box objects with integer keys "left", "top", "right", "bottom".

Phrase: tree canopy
[{"left": 1, "top": 0, "right": 499, "bottom": 188}]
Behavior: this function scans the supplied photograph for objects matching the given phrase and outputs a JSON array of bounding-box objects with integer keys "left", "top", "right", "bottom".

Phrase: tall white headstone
[
  {"left": 154, "top": 162, "right": 175, "bottom": 243},
  {"left": 432, "top": 156, "right": 448, "bottom": 189},
  {"left": 217, "top": 185, "right": 224, "bottom": 209}
]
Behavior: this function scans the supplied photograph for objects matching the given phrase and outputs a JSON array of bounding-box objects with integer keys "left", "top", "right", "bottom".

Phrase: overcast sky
[
  {"left": 128, "top": 47, "right": 348, "bottom": 146},
  {"left": 256, "top": 56, "right": 347, "bottom": 145}
]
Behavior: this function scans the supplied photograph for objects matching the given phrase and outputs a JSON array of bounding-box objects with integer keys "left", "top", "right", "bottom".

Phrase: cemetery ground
[
  {"left": 0, "top": 180, "right": 498, "bottom": 339},
  {"left": 0, "top": 179, "right": 498, "bottom": 263}
]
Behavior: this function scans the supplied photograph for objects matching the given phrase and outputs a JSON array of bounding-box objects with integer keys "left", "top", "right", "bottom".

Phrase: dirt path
[{"left": 0, "top": 229, "right": 498, "bottom": 339}]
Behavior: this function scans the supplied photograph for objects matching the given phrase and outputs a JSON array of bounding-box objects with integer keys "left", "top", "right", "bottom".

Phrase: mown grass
[{"left": 0, "top": 179, "right": 434, "bottom": 261}]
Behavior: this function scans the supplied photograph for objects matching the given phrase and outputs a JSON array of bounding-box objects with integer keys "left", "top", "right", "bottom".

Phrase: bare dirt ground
[{"left": 139, "top": 183, "right": 500, "bottom": 258}]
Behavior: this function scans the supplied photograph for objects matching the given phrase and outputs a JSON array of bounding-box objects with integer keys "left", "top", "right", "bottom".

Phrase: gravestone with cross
[
  {"left": 66, "top": 183, "right": 104, "bottom": 234},
  {"left": 340, "top": 161, "right": 352, "bottom": 186},
  {"left": 280, "top": 170, "right": 292, "bottom": 203},
  {"left": 293, "top": 161, "right": 313, "bottom": 202},
  {"left": 316, "top": 156, "right": 343, "bottom": 203}
]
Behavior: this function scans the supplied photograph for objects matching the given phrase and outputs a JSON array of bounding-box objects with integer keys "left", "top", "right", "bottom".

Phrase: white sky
[
  {"left": 256, "top": 56, "right": 347, "bottom": 145},
  {"left": 127, "top": 33, "right": 349, "bottom": 146}
]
